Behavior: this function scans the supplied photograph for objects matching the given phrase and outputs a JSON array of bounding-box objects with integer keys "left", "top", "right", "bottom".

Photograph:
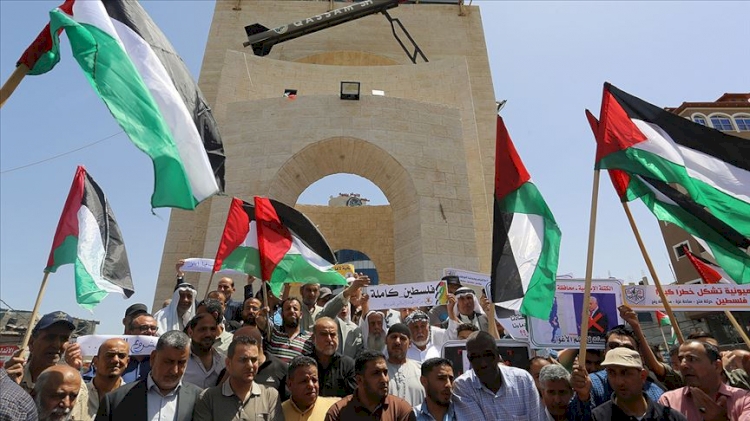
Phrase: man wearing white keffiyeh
[
  {"left": 154, "top": 283, "right": 197, "bottom": 334},
  {"left": 442, "top": 287, "right": 490, "bottom": 333}
]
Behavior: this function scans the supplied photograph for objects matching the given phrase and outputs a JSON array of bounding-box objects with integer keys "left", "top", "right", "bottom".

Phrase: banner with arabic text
[
  {"left": 365, "top": 281, "right": 447, "bottom": 310},
  {"left": 443, "top": 268, "right": 490, "bottom": 288},
  {"left": 622, "top": 284, "right": 750, "bottom": 312}
]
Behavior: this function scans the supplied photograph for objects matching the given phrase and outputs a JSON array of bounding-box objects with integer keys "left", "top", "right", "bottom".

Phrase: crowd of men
[{"left": 0, "top": 265, "right": 748, "bottom": 421}]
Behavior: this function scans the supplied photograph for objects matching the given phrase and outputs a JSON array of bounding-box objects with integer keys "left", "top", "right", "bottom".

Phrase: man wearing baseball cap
[
  {"left": 4, "top": 311, "right": 90, "bottom": 420},
  {"left": 592, "top": 347, "right": 686, "bottom": 421}
]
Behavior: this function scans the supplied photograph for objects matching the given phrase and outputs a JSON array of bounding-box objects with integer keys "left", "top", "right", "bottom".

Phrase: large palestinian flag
[
  {"left": 490, "top": 117, "right": 561, "bottom": 319},
  {"left": 46, "top": 166, "right": 134, "bottom": 310},
  {"left": 19, "top": 0, "right": 225, "bottom": 209},
  {"left": 213, "top": 197, "right": 347, "bottom": 296},
  {"left": 590, "top": 83, "right": 750, "bottom": 284}
]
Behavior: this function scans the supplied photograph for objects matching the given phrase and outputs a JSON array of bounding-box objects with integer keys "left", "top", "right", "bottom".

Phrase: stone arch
[
  {"left": 294, "top": 51, "right": 401, "bottom": 66},
  {"left": 269, "top": 137, "right": 419, "bottom": 284}
]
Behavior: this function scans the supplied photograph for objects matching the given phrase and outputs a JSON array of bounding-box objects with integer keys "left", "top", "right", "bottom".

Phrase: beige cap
[{"left": 601, "top": 347, "right": 643, "bottom": 369}]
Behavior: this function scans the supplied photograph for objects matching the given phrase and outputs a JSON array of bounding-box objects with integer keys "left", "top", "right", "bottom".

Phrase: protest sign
[
  {"left": 442, "top": 340, "right": 532, "bottom": 377},
  {"left": 622, "top": 284, "right": 750, "bottom": 312},
  {"left": 365, "top": 281, "right": 447, "bottom": 310},
  {"left": 334, "top": 264, "right": 356, "bottom": 279},
  {"left": 497, "top": 312, "right": 529, "bottom": 340},
  {"left": 443, "top": 268, "right": 490, "bottom": 288},
  {"left": 182, "top": 258, "right": 244, "bottom": 275},
  {"left": 528, "top": 279, "right": 623, "bottom": 349},
  {"left": 0, "top": 345, "right": 18, "bottom": 367},
  {"left": 75, "top": 335, "right": 159, "bottom": 357}
]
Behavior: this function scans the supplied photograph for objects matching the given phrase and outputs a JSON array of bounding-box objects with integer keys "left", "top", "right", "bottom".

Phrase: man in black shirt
[
  {"left": 309, "top": 317, "right": 357, "bottom": 397},
  {"left": 591, "top": 347, "right": 686, "bottom": 421}
]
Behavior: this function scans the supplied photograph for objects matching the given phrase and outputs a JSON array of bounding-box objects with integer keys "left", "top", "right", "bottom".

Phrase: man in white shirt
[
  {"left": 405, "top": 310, "right": 449, "bottom": 363},
  {"left": 385, "top": 323, "right": 425, "bottom": 406}
]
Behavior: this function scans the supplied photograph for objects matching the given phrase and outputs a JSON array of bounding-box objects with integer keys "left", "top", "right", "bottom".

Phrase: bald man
[
  {"left": 32, "top": 365, "right": 83, "bottom": 421},
  {"left": 87, "top": 338, "right": 129, "bottom": 419}
]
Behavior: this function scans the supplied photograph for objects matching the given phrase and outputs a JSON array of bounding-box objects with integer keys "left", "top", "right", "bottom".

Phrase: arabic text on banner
[
  {"left": 75, "top": 335, "right": 159, "bottom": 357},
  {"left": 528, "top": 279, "right": 623, "bottom": 350},
  {"left": 498, "top": 313, "right": 529, "bottom": 340},
  {"left": 365, "top": 281, "right": 447, "bottom": 310},
  {"left": 622, "top": 284, "right": 750, "bottom": 312},
  {"left": 182, "top": 258, "right": 244, "bottom": 275},
  {"left": 442, "top": 268, "right": 490, "bottom": 288}
]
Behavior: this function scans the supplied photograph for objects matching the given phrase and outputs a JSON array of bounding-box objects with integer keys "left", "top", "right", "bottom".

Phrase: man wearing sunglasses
[{"left": 570, "top": 324, "right": 665, "bottom": 414}]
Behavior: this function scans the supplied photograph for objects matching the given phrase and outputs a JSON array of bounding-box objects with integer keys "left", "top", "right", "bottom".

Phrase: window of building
[
  {"left": 709, "top": 115, "right": 734, "bottom": 131},
  {"left": 673, "top": 241, "right": 690, "bottom": 260},
  {"left": 692, "top": 114, "right": 707, "bottom": 126},
  {"left": 734, "top": 114, "right": 750, "bottom": 131}
]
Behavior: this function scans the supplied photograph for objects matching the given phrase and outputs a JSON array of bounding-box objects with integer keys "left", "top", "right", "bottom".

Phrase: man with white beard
[
  {"left": 32, "top": 365, "right": 82, "bottom": 421},
  {"left": 360, "top": 310, "right": 387, "bottom": 352},
  {"left": 405, "top": 310, "right": 451, "bottom": 363}
]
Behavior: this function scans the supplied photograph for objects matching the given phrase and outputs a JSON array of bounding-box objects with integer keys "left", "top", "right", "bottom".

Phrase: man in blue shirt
[
  {"left": 570, "top": 324, "right": 664, "bottom": 415},
  {"left": 415, "top": 357, "right": 457, "bottom": 421}
]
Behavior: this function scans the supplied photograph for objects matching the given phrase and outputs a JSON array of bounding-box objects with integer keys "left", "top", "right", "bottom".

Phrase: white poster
[
  {"left": 365, "top": 281, "right": 447, "bottom": 310},
  {"left": 442, "top": 268, "right": 490, "bottom": 288},
  {"left": 75, "top": 335, "right": 159, "bottom": 357},
  {"left": 181, "top": 258, "right": 244, "bottom": 275},
  {"left": 528, "top": 279, "right": 623, "bottom": 349},
  {"left": 622, "top": 284, "right": 750, "bottom": 312},
  {"left": 497, "top": 312, "right": 529, "bottom": 340}
]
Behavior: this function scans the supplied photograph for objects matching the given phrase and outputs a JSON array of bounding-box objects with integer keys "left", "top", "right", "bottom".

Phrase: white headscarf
[
  {"left": 452, "top": 287, "right": 485, "bottom": 328},
  {"left": 359, "top": 310, "right": 387, "bottom": 347},
  {"left": 154, "top": 283, "right": 197, "bottom": 334}
]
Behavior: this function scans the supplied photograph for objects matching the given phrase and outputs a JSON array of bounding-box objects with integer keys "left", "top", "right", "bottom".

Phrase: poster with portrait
[{"left": 528, "top": 279, "right": 623, "bottom": 349}]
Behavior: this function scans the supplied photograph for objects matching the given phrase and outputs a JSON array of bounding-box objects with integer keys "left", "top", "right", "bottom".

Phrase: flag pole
[
  {"left": 261, "top": 279, "right": 272, "bottom": 342},
  {"left": 724, "top": 310, "right": 750, "bottom": 348},
  {"left": 0, "top": 64, "right": 29, "bottom": 109},
  {"left": 658, "top": 323, "right": 671, "bottom": 357},
  {"left": 579, "top": 169, "right": 602, "bottom": 362},
  {"left": 19, "top": 271, "right": 51, "bottom": 355},
  {"left": 204, "top": 271, "right": 217, "bottom": 299},
  {"left": 619, "top": 201, "right": 684, "bottom": 344}
]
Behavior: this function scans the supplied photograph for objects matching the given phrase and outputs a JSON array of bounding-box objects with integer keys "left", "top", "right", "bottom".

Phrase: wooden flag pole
[
  {"left": 0, "top": 64, "right": 29, "bottom": 109},
  {"left": 724, "top": 310, "right": 750, "bottom": 348},
  {"left": 579, "top": 169, "right": 602, "bottom": 362},
  {"left": 619, "top": 201, "right": 684, "bottom": 344},
  {"left": 19, "top": 271, "right": 51, "bottom": 354},
  {"left": 261, "top": 280, "right": 272, "bottom": 342},
  {"left": 204, "top": 272, "right": 217, "bottom": 299},
  {"left": 658, "top": 324, "right": 671, "bottom": 356}
]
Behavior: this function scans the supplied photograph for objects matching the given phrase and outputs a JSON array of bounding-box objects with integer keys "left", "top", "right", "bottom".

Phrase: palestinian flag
[
  {"left": 655, "top": 310, "right": 671, "bottom": 326},
  {"left": 490, "top": 117, "right": 561, "bottom": 319},
  {"left": 683, "top": 246, "right": 733, "bottom": 284},
  {"left": 589, "top": 83, "right": 750, "bottom": 284},
  {"left": 46, "top": 166, "right": 134, "bottom": 310},
  {"left": 213, "top": 197, "right": 347, "bottom": 296},
  {"left": 19, "top": 0, "right": 225, "bottom": 209}
]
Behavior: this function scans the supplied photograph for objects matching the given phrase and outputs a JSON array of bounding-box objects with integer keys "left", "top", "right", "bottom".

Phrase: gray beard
[
  {"left": 36, "top": 395, "right": 73, "bottom": 421},
  {"left": 367, "top": 335, "right": 385, "bottom": 351}
]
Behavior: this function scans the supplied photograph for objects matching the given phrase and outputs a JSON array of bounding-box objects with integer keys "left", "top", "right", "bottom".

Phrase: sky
[{"left": 1, "top": 1, "right": 748, "bottom": 335}]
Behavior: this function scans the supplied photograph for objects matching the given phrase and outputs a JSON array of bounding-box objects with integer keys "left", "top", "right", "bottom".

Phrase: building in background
[{"left": 658, "top": 93, "right": 750, "bottom": 346}]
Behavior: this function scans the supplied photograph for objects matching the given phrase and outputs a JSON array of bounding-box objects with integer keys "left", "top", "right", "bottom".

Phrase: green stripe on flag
[
  {"left": 46, "top": 235, "right": 78, "bottom": 273},
  {"left": 268, "top": 254, "right": 347, "bottom": 297},
  {"left": 221, "top": 247, "right": 262, "bottom": 278},
  {"left": 74, "top": 257, "right": 109, "bottom": 310},
  {"left": 498, "top": 182, "right": 561, "bottom": 319},
  {"left": 49, "top": 9, "right": 196, "bottom": 209}
]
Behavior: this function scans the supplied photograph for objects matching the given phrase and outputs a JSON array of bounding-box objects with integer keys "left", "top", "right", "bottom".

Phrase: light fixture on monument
[
  {"left": 284, "top": 89, "right": 297, "bottom": 99},
  {"left": 340, "top": 81, "right": 361, "bottom": 100}
]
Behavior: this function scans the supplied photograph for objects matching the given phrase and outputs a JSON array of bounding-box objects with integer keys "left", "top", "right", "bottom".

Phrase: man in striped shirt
[{"left": 258, "top": 297, "right": 314, "bottom": 364}]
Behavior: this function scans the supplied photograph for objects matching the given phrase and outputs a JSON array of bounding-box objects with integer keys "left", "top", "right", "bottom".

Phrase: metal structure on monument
[{"left": 243, "top": 0, "right": 428, "bottom": 64}]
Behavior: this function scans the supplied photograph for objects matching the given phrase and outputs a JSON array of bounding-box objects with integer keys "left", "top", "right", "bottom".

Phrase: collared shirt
[
  {"left": 122, "top": 355, "right": 151, "bottom": 384},
  {"left": 20, "top": 363, "right": 90, "bottom": 421},
  {"left": 414, "top": 398, "right": 456, "bottom": 421},
  {"left": 214, "top": 328, "right": 234, "bottom": 356},
  {"left": 0, "top": 369, "right": 37, "bottom": 421},
  {"left": 407, "top": 342, "right": 441, "bottom": 363},
  {"left": 86, "top": 378, "right": 122, "bottom": 420},
  {"left": 265, "top": 326, "right": 313, "bottom": 364},
  {"left": 183, "top": 348, "right": 225, "bottom": 388},
  {"left": 452, "top": 363, "right": 545, "bottom": 421},
  {"left": 314, "top": 352, "right": 357, "bottom": 398},
  {"left": 387, "top": 360, "right": 425, "bottom": 407},
  {"left": 325, "top": 392, "right": 416, "bottom": 421},
  {"left": 192, "top": 380, "right": 282, "bottom": 421},
  {"left": 301, "top": 302, "right": 323, "bottom": 333},
  {"left": 593, "top": 394, "right": 687, "bottom": 421},
  {"left": 146, "top": 373, "right": 181, "bottom": 421},
  {"left": 658, "top": 383, "right": 750, "bottom": 421},
  {"left": 282, "top": 396, "right": 339, "bottom": 421},
  {"left": 570, "top": 369, "right": 664, "bottom": 413}
]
